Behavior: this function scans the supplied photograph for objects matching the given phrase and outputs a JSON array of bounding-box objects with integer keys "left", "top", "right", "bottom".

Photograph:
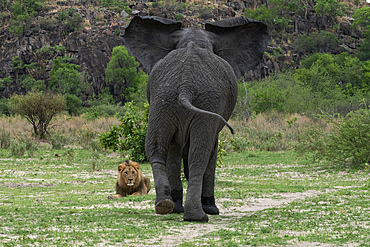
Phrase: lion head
[{"left": 117, "top": 160, "right": 141, "bottom": 188}]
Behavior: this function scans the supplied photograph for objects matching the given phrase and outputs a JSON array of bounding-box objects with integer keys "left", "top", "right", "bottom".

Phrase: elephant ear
[
  {"left": 205, "top": 17, "right": 269, "bottom": 78},
  {"left": 122, "top": 16, "right": 182, "bottom": 72}
]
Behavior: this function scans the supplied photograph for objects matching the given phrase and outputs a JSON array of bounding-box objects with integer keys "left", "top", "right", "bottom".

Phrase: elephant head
[{"left": 122, "top": 16, "right": 269, "bottom": 222}]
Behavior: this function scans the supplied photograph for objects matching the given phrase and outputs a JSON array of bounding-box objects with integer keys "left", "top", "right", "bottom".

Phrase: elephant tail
[{"left": 178, "top": 96, "right": 235, "bottom": 135}]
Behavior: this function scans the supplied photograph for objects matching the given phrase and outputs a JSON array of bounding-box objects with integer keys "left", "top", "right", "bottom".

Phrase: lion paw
[{"left": 107, "top": 195, "right": 114, "bottom": 200}]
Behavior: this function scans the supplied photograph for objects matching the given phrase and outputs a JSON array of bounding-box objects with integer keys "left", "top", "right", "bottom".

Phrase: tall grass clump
[
  {"left": 9, "top": 135, "right": 39, "bottom": 157},
  {"left": 0, "top": 127, "right": 11, "bottom": 149}
]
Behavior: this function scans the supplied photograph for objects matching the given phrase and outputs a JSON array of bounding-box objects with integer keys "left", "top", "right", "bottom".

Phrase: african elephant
[{"left": 123, "top": 16, "right": 268, "bottom": 222}]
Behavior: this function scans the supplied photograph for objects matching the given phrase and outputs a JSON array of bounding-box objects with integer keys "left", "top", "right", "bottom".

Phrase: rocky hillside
[{"left": 0, "top": 0, "right": 368, "bottom": 100}]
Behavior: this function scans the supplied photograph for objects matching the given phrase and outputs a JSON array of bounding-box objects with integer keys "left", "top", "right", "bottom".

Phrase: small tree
[
  {"left": 105, "top": 46, "right": 148, "bottom": 102},
  {"left": 10, "top": 91, "right": 66, "bottom": 137}
]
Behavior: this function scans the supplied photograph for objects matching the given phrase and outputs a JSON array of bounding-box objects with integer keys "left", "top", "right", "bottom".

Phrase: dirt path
[{"left": 140, "top": 190, "right": 330, "bottom": 246}]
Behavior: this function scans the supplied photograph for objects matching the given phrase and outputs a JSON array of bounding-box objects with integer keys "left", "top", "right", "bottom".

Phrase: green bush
[
  {"left": 174, "top": 13, "right": 184, "bottom": 21},
  {"left": 244, "top": 0, "right": 294, "bottom": 31},
  {"left": 198, "top": 6, "right": 213, "bottom": 19},
  {"left": 98, "top": 102, "right": 148, "bottom": 161},
  {"left": 84, "top": 103, "right": 125, "bottom": 119},
  {"left": 49, "top": 56, "right": 84, "bottom": 96},
  {"left": 65, "top": 94, "right": 83, "bottom": 116},
  {"left": 324, "top": 107, "right": 370, "bottom": 167},
  {"left": 63, "top": 13, "right": 83, "bottom": 33},
  {"left": 19, "top": 75, "right": 46, "bottom": 92}
]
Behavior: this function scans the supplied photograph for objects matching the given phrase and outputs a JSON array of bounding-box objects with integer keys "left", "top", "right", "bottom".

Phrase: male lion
[{"left": 108, "top": 160, "right": 151, "bottom": 199}]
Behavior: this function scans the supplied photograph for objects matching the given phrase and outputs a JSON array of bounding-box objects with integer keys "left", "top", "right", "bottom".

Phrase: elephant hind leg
[
  {"left": 155, "top": 199, "right": 175, "bottom": 215},
  {"left": 167, "top": 143, "right": 184, "bottom": 214},
  {"left": 202, "top": 139, "right": 219, "bottom": 215},
  {"left": 151, "top": 162, "right": 174, "bottom": 215},
  {"left": 146, "top": 113, "right": 177, "bottom": 215},
  {"left": 183, "top": 122, "right": 219, "bottom": 222}
]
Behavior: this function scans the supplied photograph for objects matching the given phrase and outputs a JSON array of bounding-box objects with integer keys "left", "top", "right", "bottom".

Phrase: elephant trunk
[{"left": 178, "top": 94, "right": 235, "bottom": 134}]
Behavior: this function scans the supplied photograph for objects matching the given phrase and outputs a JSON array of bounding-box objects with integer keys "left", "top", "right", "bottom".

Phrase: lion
[{"left": 108, "top": 160, "right": 151, "bottom": 199}]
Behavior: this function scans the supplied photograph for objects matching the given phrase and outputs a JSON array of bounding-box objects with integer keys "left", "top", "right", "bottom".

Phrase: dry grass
[
  {"left": 0, "top": 114, "right": 119, "bottom": 144},
  {"left": 1, "top": 111, "right": 328, "bottom": 152}
]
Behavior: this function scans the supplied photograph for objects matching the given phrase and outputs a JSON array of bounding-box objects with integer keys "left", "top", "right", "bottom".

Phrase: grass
[{"left": 1, "top": 148, "right": 369, "bottom": 246}]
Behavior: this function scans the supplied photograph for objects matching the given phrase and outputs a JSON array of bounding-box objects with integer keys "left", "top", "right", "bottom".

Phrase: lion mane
[{"left": 108, "top": 160, "right": 151, "bottom": 199}]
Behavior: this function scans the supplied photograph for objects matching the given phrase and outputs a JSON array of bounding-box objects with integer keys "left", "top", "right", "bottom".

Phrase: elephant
[{"left": 122, "top": 16, "right": 269, "bottom": 222}]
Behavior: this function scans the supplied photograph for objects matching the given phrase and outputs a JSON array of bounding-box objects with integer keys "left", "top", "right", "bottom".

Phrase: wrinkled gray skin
[{"left": 123, "top": 16, "right": 269, "bottom": 222}]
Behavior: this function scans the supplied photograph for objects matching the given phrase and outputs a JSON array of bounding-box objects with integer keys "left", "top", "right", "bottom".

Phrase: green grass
[{"left": 0, "top": 149, "right": 369, "bottom": 246}]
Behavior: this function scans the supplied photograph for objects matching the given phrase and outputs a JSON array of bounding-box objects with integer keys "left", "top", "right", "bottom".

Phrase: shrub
[
  {"left": 65, "top": 94, "right": 83, "bottom": 116},
  {"left": 63, "top": 13, "right": 83, "bottom": 33},
  {"left": 324, "top": 107, "right": 370, "bottom": 167},
  {"left": 10, "top": 91, "right": 66, "bottom": 138},
  {"left": 175, "top": 13, "right": 184, "bottom": 21},
  {"left": 233, "top": 73, "right": 313, "bottom": 118},
  {"left": 297, "top": 106, "right": 370, "bottom": 168},
  {"left": 83, "top": 103, "right": 125, "bottom": 119},
  {"left": 99, "top": 102, "right": 148, "bottom": 161},
  {"left": 293, "top": 31, "right": 342, "bottom": 55}
]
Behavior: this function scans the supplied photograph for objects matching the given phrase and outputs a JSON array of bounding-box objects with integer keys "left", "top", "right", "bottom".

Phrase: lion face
[{"left": 118, "top": 161, "right": 140, "bottom": 187}]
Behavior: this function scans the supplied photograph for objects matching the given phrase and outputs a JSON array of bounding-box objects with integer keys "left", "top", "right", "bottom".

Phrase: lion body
[{"left": 109, "top": 160, "right": 151, "bottom": 199}]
